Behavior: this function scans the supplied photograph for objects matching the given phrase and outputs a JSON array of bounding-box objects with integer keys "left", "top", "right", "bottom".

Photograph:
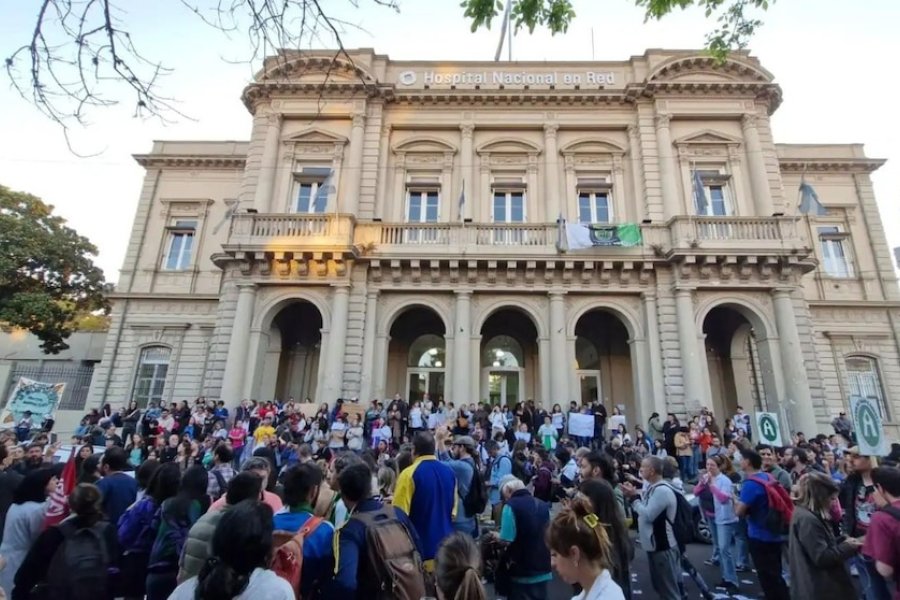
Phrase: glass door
[
  {"left": 407, "top": 370, "right": 445, "bottom": 405},
  {"left": 577, "top": 371, "right": 601, "bottom": 406},
  {"left": 487, "top": 370, "right": 520, "bottom": 408},
  {"left": 492, "top": 190, "right": 525, "bottom": 244}
]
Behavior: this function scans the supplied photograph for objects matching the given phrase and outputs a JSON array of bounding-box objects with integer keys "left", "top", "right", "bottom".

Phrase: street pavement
[{"left": 486, "top": 538, "right": 767, "bottom": 599}]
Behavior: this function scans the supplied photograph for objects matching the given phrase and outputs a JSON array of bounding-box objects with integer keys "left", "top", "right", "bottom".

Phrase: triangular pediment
[
  {"left": 284, "top": 128, "right": 347, "bottom": 145},
  {"left": 675, "top": 130, "right": 742, "bottom": 146}
]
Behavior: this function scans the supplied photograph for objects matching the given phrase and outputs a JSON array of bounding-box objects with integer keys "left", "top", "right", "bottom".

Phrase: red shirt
[{"left": 862, "top": 500, "right": 900, "bottom": 600}]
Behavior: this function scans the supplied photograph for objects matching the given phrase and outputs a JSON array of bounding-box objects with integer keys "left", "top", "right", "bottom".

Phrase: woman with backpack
[
  {"left": 0, "top": 467, "right": 58, "bottom": 597},
  {"left": 169, "top": 500, "right": 293, "bottom": 600},
  {"left": 117, "top": 463, "right": 181, "bottom": 600},
  {"left": 788, "top": 471, "right": 861, "bottom": 600},
  {"left": 12, "top": 483, "right": 118, "bottom": 600},
  {"left": 145, "top": 465, "right": 208, "bottom": 600}
]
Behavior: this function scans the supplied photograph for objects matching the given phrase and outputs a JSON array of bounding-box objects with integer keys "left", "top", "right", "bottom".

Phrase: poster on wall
[{"left": 1, "top": 377, "right": 66, "bottom": 429}]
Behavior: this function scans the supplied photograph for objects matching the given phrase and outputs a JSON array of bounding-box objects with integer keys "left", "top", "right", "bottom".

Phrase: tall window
[
  {"left": 132, "top": 346, "right": 170, "bottom": 407},
  {"left": 846, "top": 356, "right": 889, "bottom": 419},
  {"left": 818, "top": 226, "right": 853, "bottom": 277},
  {"left": 163, "top": 220, "right": 196, "bottom": 270},
  {"left": 492, "top": 190, "right": 526, "bottom": 223},
  {"left": 694, "top": 170, "right": 732, "bottom": 216},
  {"left": 578, "top": 191, "right": 612, "bottom": 224},
  {"left": 293, "top": 167, "right": 331, "bottom": 213},
  {"left": 407, "top": 189, "right": 439, "bottom": 223}
]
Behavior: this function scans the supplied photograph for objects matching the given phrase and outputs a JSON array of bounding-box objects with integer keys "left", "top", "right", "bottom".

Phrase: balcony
[
  {"left": 354, "top": 222, "right": 564, "bottom": 257},
  {"left": 651, "top": 216, "right": 808, "bottom": 258},
  {"left": 226, "top": 213, "right": 355, "bottom": 251}
]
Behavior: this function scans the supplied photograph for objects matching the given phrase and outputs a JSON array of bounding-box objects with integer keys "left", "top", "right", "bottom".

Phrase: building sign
[
  {"left": 755, "top": 412, "right": 783, "bottom": 447},
  {"left": 397, "top": 70, "right": 617, "bottom": 88},
  {"left": 850, "top": 396, "right": 887, "bottom": 456}
]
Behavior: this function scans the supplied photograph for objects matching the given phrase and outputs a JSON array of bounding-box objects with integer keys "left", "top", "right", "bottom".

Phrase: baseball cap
[{"left": 452, "top": 435, "right": 476, "bottom": 450}]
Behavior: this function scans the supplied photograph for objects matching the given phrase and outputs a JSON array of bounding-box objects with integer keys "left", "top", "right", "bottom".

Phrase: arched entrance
[
  {"left": 268, "top": 301, "right": 323, "bottom": 401},
  {"left": 702, "top": 306, "right": 766, "bottom": 420},
  {"left": 387, "top": 307, "right": 446, "bottom": 404},
  {"left": 574, "top": 310, "right": 636, "bottom": 425},
  {"left": 480, "top": 309, "right": 538, "bottom": 408}
]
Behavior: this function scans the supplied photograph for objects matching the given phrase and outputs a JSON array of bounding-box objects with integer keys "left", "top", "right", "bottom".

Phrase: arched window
[
  {"left": 132, "top": 346, "right": 171, "bottom": 407},
  {"left": 845, "top": 356, "right": 889, "bottom": 419},
  {"left": 482, "top": 335, "right": 523, "bottom": 368},
  {"left": 408, "top": 334, "right": 446, "bottom": 369}
]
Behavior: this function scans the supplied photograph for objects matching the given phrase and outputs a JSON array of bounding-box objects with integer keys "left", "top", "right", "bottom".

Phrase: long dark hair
[
  {"left": 578, "top": 478, "right": 633, "bottom": 585},
  {"left": 194, "top": 500, "right": 274, "bottom": 600},
  {"left": 168, "top": 464, "right": 210, "bottom": 516},
  {"left": 14, "top": 467, "right": 56, "bottom": 504}
]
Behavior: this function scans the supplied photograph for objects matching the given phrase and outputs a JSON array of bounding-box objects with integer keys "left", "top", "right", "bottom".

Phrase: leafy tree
[
  {"left": 0, "top": 185, "right": 109, "bottom": 353},
  {"left": 462, "top": 0, "right": 774, "bottom": 60}
]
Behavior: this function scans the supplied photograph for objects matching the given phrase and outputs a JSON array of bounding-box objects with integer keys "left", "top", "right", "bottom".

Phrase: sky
[{"left": 1, "top": 0, "right": 898, "bottom": 283}]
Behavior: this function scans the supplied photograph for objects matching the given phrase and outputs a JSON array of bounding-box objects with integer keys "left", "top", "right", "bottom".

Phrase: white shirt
[
  {"left": 170, "top": 567, "right": 294, "bottom": 600},
  {"left": 410, "top": 407, "right": 423, "bottom": 428},
  {"left": 572, "top": 569, "right": 625, "bottom": 600}
]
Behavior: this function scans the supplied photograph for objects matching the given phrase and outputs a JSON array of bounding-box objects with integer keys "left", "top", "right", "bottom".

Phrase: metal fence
[{"left": 3, "top": 361, "right": 96, "bottom": 411}]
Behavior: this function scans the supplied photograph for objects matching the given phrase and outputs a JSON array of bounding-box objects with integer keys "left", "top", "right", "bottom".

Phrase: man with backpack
[
  {"left": 206, "top": 444, "right": 235, "bottom": 502},
  {"left": 325, "top": 462, "right": 425, "bottom": 600},
  {"left": 435, "top": 429, "right": 483, "bottom": 538},
  {"left": 620, "top": 456, "right": 682, "bottom": 600},
  {"left": 736, "top": 448, "right": 790, "bottom": 600},
  {"left": 271, "top": 463, "right": 335, "bottom": 599}
]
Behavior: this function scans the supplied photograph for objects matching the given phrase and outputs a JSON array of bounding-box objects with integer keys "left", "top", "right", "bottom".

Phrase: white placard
[{"left": 568, "top": 413, "right": 595, "bottom": 438}]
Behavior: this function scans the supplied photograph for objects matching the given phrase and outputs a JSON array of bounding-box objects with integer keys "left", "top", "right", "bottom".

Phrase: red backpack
[
  {"left": 271, "top": 516, "right": 324, "bottom": 599},
  {"left": 748, "top": 474, "right": 793, "bottom": 535}
]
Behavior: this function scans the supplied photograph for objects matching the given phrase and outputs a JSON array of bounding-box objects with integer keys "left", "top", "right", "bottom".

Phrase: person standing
[
  {"left": 496, "top": 476, "right": 553, "bottom": 600},
  {"left": 435, "top": 532, "right": 488, "bottom": 600},
  {"left": 787, "top": 472, "right": 860, "bottom": 600},
  {"left": 863, "top": 466, "right": 900, "bottom": 600},
  {"left": 97, "top": 446, "right": 139, "bottom": 528},
  {"left": 435, "top": 430, "right": 479, "bottom": 538},
  {"left": 700, "top": 456, "right": 740, "bottom": 592},
  {"left": 486, "top": 440, "right": 513, "bottom": 523},
  {"left": 620, "top": 456, "right": 681, "bottom": 600},
  {"left": 736, "top": 448, "right": 789, "bottom": 600},
  {"left": 0, "top": 445, "right": 24, "bottom": 545},
  {"left": 393, "top": 431, "right": 457, "bottom": 569}
]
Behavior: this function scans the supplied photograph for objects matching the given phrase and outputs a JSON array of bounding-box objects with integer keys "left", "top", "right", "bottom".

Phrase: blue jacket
[
  {"left": 273, "top": 508, "right": 335, "bottom": 599},
  {"left": 489, "top": 454, "right": 513, "bottom": 505},
  {"left": 392, "top": 456, "right": 456, "bottom": 562},
  {"left": 323, "top": 498, "right": 423, "bottom": 599},
  {"left": 117, "top": 496, "right": 159, "bottom": 554}
]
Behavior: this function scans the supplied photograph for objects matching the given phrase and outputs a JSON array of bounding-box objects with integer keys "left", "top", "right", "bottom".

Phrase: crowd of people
[{"left": 0, "top": 394, "right": 897, "bottom": 600}]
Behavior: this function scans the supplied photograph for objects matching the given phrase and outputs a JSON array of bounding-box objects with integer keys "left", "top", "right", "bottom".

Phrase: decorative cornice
[
  {"left": 133, "top": 154, "right": 246, "bottom": 169},
  {"left": 778, "top": 158, "right": 886, "bottom": 174},
  {"left": 641, "top": 81, "right": 782, "bottom": 114}
]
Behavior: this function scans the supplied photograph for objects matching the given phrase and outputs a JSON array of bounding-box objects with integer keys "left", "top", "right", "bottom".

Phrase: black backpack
[
  {"left": 462, "top": 460, "right": 488, "bottom": 517},
  {"left": 41, "top": 519, "right": 110, "bottom": 600},
  {"left": 650, "top": 483, "right": 694, "bottom": 550}
]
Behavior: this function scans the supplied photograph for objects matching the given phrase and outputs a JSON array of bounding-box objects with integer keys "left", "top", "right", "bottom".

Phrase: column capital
[
  {"left": 366, "top": 289, "right": 380, "bottom": 300},
  {"left": 741, "top": 113, "right": 759, "bottom": 130},
  {"left": 380, "top": 124, "right": 392, "bottom": 137},
  {"left": 654, "top": 113, "right": 671, "bottom": 129},
  {"left": 771, "top": 287, "right": 796, "bottom": 299},
  {"left": 460, "top": 123, "right": 475, "bottom": 138},
  {"left": 351, "top": 113, "right": 366, "bottom": 129},
  {"left": 543, "top": 124, "right": 559, "bottom": 138},
  {"left": 548, "top": 289, "right": 567, "bottom": 299},
  {"left": 266, "top": 113, "right": 282, "bottom": 127},
  {"left": 236, "top": 282, "right": 257, "bottom": 292},
  {"left": 454, "top": 289, "right": 473, "bottom": 298},
  {"left": 673, "top": 285, "right": 696, "bottom": 295},
  {"left": 332, "top": 283, "right": 352, "bottom": 294}
]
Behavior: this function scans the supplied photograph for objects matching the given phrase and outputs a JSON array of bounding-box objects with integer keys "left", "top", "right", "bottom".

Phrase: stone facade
[{"left": 83, "top": 49, "right": 900, "bottom": 439}]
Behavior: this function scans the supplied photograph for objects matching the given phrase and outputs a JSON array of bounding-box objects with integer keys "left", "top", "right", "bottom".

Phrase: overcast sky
[{"left": 1, "top": 0, "right": 898, "bottom": 282}]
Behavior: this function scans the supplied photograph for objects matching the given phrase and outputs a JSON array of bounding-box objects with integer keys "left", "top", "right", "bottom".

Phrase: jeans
[
  {"left": 705, "top": 513, "right": 720, "bottom": 562},
  {"left": 691, "top": 446, "right": 702, "bottom": 478},
  {"left": 853, "top": 554, "right": 893, "bottom": 600},
  {"left": 748, "top": 539, "right": 789, "bottom": 600},
  {"left": 648, "top": 548, "right": 683, "bottom": 600},
  {"left": 717, "top": 521, "right": 739, "bottom": 586},
  {"left": 734, "top": 518, "right": 750, "bottom": 568},
  {"left": 677, "top": 456, "right": 692, "bottom": 480},
  {"left": 509, "top": 580, "right": 548, "bottom": 600}
]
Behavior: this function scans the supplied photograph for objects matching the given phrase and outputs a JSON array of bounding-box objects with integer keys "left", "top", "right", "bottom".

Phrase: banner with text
[{"left": 2, "top": 377, "right": 66, "bottom": 429}]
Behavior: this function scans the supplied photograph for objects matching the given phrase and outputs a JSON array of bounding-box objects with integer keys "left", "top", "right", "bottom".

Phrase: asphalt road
[{"left": 486, "top": 538, "right": 767, "bottom": 600}]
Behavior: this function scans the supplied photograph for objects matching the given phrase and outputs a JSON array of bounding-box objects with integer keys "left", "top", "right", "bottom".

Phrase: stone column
[
  {"left": 549, "top": 291, "right": 569, "bottom": 403},
  {"left": 320, "top": 285, "right": 350, "bottom": 403},
  {"left": 655, "top": 113, "right": 681, "bottom": 219},
  {"left": 359, "top": 290, "right": 379, "bottom": 402},
  {"left": 544, "top": 124, "right": 560, "bottom": 221},
  {"left": 642, "top": 293, "right": 667, "bottom": 416},
  {"left": 342, "top": 113, "right": 366, "bottom": 215},
  {"left": 452, "top": 291, "right": 472, "bottom": 405},
  {"left": 253, "top": 114, "right": 282, "bottom": 212},
  {"left": 742, "top": 113, "right": 775, "bottom": 216},
  {"left": 539, "top": 337, "right": 551, "bottom": 407},
  {"left": 674, "top": 288, "right": 706, "bottom": 412},
  {"left": 772, "top": 288, "right": 817, "bottom": 435},
  {"left": 220, "top": 283, "right": 257, "bottom": 406},
  {"left": 460, "top": 124, "right": 474, "bottom": 221},
  {"left": 373, "top": 125, "right": 391, "bottom": 220}
]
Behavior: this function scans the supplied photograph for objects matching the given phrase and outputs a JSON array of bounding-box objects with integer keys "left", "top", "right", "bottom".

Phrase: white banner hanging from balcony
[{"left": 560, "top": 222, "right": 642, "bottom": 251}]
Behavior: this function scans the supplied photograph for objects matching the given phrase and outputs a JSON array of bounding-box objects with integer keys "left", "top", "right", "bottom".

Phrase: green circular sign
[
  {"left": 759, "top": 414, "right": 779, "bottom": 443},
  {"left": 854, "top": 400, "right": 882, "bottom": 449}
]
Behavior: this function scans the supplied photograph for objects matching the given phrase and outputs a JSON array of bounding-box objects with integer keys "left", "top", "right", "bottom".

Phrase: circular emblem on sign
[
  {"left": 853, "top": 399, "right": 881, "bottom": 449},
  {"left": 759, "top": 414, "right": 778, "bottom": 443},
  {"left": 398, "top": 70, "right": 417, "bottom": 85}
]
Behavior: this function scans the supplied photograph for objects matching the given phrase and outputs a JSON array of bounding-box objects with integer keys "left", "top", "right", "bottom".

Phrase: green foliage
[
  {"left": 462, "top": 0, "right": 774, "bottom": 58},
  {"left": 0, "top": 185, "right": 109, "bottom": 353}
]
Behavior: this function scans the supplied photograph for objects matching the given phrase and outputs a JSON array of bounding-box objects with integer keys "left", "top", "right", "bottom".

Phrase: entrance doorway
[
  {"left": 483, "top": 369, "right": 521, "bottom": 408},
  {"left": 407, "top": 369, "right": 445, "bottom": 405},
  {"left": 387, "top": 308, "right": 446, "bottom": 403},
  {"left": 574, "top": 310, "right": 635, "bottom": 425},
  {"left": 577, "top": 370, "right": 601, "bottom": 406}
]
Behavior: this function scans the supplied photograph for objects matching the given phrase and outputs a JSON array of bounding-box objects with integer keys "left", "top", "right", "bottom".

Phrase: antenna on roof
[
  {"left": 494, "top": 1, "right": 513, "bottom": 62},
  {"left": 591, "top": 28, "right": 595, "bottom": 60}
]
